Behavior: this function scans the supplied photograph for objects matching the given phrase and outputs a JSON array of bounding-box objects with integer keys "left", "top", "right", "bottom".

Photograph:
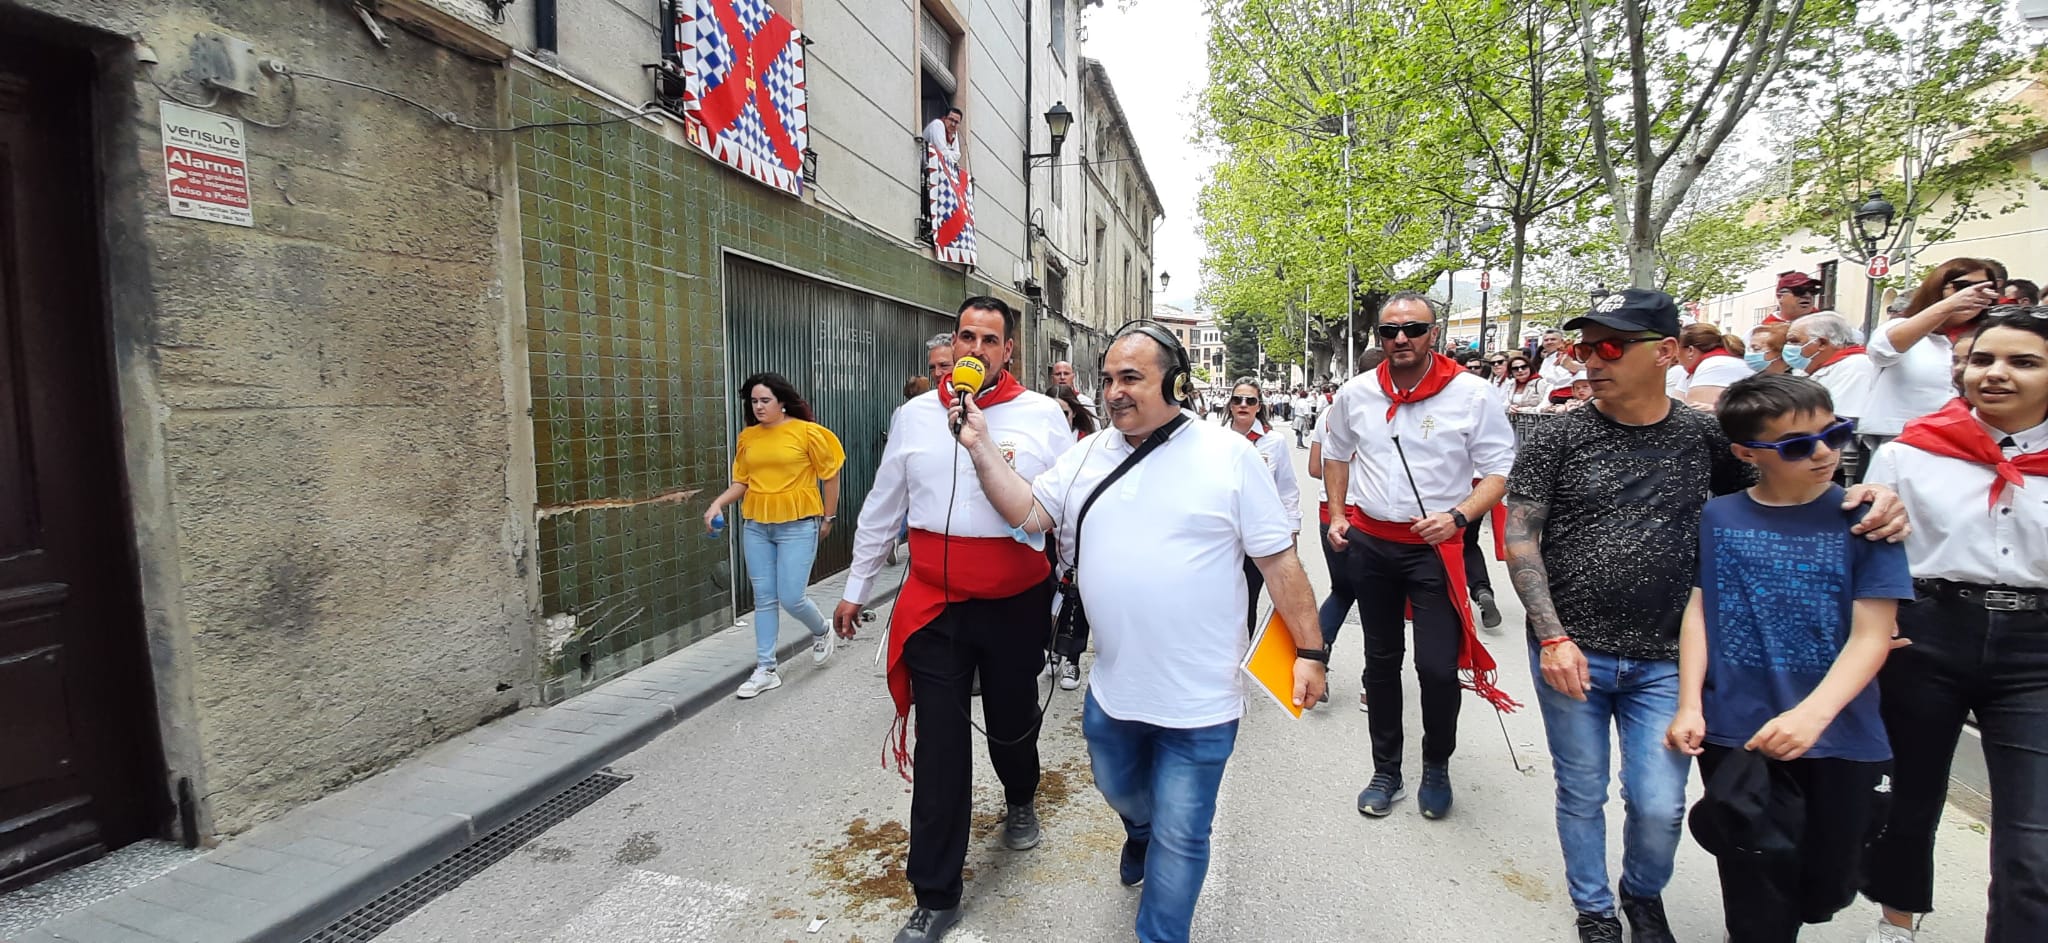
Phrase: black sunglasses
[
  {"left": 1228, "top": 395, "right": 1260, "bottom": 406},
  {"left": 1741, "top": 418, "right": 1857, "bottom": 461},
  {"left": 1509, "top": 362, "right": 1533, "bottom": 372},
  {"left": 1948, "top": 277, "right": 2003, "bottom": 294},
  {"left": 1984, "top": 304, "right": 2048, "bottom": 322},
  {"left": 1376, "top": 322, "right": 1432, "bottom": 340}
]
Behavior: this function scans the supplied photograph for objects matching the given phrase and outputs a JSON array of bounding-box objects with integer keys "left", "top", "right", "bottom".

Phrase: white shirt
[
  {"left": 842, "top": 389, "right": 1072, "bottom": 604},
  {"left": 1231, "top": 421, "right": 1301, "bottom": 529},
  {"left": 1032, "top": 419, "right": 1294, "bottom": 727},
  {"left": 922, "top": 118, "right": 961, "bottom": 166},
  {"left": 1309, "top": 414, "right": 1331, "bottom": 508},
  {"left": 1865, "top": 415, "right": 2048, "bottom": 588},
  {"left": 1291, "top": 395, "right": 1314, "bottom": 418},
  {"left": 1323, "top": 370, "right": 1517, "bottom": 521},
  {"left": 1687, "top": 354, "right": 1754, "bottom": 391},
  {"left": 1808, "top": 353, "right": 1878, "bottom": 420},
  {"left": 1863, "top": 320, "right": 1956, "bottom": 436},
  {"left": 1539, "top": 350, "right": 1576, "bottom": 387},
  {"left": 1666, "top": 363, "right": 1689, "bottom": 397}
]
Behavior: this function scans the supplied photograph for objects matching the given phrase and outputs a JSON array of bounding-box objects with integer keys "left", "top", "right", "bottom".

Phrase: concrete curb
[{"left": 14, "top": 566, "right": 905, "bottom": 943}]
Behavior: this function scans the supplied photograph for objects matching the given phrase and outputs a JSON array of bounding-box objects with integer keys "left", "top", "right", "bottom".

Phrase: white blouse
[{"left": 1864, "top": 415, "right": 2048, "bottom": 588}]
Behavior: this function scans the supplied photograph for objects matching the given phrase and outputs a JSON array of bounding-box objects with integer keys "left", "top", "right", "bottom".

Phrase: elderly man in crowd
[{"left": 1786, "top": 313, "right": 1874, "bottom": 421}]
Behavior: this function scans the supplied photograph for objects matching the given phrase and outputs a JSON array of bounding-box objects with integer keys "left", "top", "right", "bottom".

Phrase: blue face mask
[
  {"left": 1780, "top": 342, "right": 1814, "bottom": 373},
  {"left": 1743, "top": 351, "right": 1772, "bottom": 372}
]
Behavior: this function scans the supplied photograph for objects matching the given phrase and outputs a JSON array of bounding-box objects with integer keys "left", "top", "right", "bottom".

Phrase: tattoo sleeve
[{"left": 1503, "top": 497, "right": 1568, "bottom": 641}]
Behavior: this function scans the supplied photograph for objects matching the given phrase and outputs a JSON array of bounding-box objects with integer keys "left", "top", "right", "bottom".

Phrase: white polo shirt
[
  {"left": 1323, "top": 369, "right": 1517, "bottom": 521},
  {"left": 843, "top": 389, "right": 1073, "bottom": 604},
  {"left": 1032, "top": 418, "right": 1294, "bottom": 728}
]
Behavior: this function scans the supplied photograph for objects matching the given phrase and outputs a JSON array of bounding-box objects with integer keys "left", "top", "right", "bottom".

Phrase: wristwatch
[
  {"left": 1296, "top": 647, "right": 1330, "bottom": 663},
  {"left": 1449, "top": 509, "right": 1470, "bottom": 529}
]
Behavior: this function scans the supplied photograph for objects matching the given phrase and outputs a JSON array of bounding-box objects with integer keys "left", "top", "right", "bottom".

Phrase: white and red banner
[
  {"left": 670, "top": 0, "right": 808, "bottom": 197},
  {"left": 925, "top": 143, "right": 976, "bottom": 266}
]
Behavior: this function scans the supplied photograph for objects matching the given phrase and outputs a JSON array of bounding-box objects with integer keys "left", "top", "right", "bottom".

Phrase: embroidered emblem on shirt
[
  {"left": 999, "top": 440, "right": 1018, "bottom": 468},
  {"left": 1420, "top": 415, "right": 1439, "bottom": 439}
]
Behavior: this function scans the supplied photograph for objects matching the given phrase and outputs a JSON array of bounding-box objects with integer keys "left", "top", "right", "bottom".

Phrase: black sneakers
[
  {"left": 1621, "top": 895, "right": 1676, "bottom": 943},
  {"left": 894, "top": 906, "right": 960, "bottom": 943},
  {"left": 1473, "top": 587, "right": 1503, "bottom": 630},
  {"left": 1119, "top": 837, "right": 1148, "bottom": 887},
  {"left": 1002, "top": 803, "right": 1040, "bottom": 851},
  {"left": 1575, "top": 913, "right": 1624, "bottom": 943}
]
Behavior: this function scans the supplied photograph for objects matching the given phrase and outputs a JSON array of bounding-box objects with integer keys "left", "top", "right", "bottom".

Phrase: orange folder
[{"left": 1241, "top": 607, "right": 1303, "bottom": 718}]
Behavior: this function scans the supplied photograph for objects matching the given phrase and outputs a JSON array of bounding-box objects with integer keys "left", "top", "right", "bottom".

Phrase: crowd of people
[{"left": 701, "top": 257, "right": 2044, "bottom": 943}]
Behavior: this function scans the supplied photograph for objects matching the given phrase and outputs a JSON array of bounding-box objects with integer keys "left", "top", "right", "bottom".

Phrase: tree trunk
[
  {"left": 1628, "top": 225, "right": 1659, "bottom": 287},
  {"left": 1507, "top": 219, "right": 1529, "bottom": 354}
]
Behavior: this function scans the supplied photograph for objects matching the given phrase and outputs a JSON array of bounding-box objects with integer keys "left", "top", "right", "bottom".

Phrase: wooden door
[{"left": 0, "top": 34, "right": 166, "bottom": 892}]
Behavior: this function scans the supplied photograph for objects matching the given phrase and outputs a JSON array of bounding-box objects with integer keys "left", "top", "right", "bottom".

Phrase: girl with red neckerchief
[
  {"left": 1862, "top": 308, "right": 2048, "bottom": 943},
  {"left": 1225, "top": 377, "right": 1301, "bottom": 635}
]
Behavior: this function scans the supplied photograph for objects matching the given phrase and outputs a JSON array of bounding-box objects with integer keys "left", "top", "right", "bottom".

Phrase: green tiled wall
[{"left": 512, "top": 69, "right": 995, "bottom": 700}]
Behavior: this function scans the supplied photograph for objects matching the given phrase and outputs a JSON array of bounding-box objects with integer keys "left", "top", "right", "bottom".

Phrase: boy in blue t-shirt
[{"left": 1666, "top": 374, "right": 1914, "bottom": 942}]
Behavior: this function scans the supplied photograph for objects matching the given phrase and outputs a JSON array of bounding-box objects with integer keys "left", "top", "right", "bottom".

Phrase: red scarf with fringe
[
  {"left": 1894, "top": 399, "right": 2048, "bottom": 510},
  {"left": 881, "top": 530, "right": 1049, "bottom": 778},
  {"left": 1342, "top": 510, "right": 1521, "bottom": 713}
]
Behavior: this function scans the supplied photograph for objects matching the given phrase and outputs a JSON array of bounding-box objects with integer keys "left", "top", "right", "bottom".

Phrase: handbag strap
[{"left": 1065, "top": 413, "right": 1189, "bottom": 578}]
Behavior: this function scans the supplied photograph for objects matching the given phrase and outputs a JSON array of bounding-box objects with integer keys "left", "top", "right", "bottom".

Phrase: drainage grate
[{"left": 299, "top": 769, "right": 633, "bottom": 943}]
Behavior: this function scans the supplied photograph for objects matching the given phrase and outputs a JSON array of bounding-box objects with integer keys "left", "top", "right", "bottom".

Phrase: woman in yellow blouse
[{"left": 704, "top": 373, "right": 846, "bottom": 699}]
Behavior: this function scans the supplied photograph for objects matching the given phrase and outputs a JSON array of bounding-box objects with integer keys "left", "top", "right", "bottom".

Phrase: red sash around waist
[
  {"left": 1343, "top": 507, "right": 1520, "bottom": 713},
  {"left": 883, "top": 529, "right": 1050, "bottom": 777}
]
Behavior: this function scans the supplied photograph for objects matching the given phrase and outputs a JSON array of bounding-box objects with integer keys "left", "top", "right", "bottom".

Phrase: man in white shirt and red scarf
[
  {"left": 831, "top": 296, "right": 1074, "bottom": 943},
  {"left": 1323, "top": 291, "right": 1520, "bottom": 821}
]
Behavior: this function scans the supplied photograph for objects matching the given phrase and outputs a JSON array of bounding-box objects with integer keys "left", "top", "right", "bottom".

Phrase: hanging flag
[
  {"left": 925, "top": 143, "right": 977, "bottom": 266},
  {"left": 670, "top": 0, "right": 808, "bottom": 197}
]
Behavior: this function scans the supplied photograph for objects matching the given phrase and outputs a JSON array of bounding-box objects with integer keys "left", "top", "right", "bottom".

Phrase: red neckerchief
[
  {"left": 937, "top": 368, "right": 1026, "bottom": 409},
  {"left": 1762, "top": 312, "right": 1789, "bottom": 325},
  {"left": 1235, "top": 420, "right": 1267, "bottom": 442},
  {"left": 1341, "top": 510, "right": 1520, "bottom": 714},
  {"left": 1812, "top": 345, "right": 1866, "bottom": 372},
  {"left": 1894, "top": 399, "right": 2048, "bottom": 510},
  {"left": 1686, "top": 348, "right": 1733, "bottom": 376},
  {"left": 1377, "top": 353, "right": 1463, "bottom": 421}
]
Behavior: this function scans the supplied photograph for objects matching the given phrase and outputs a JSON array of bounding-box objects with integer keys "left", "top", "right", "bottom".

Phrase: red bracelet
[{"left": 1538, "top": 636, "right": 1574, "bottom": 648}]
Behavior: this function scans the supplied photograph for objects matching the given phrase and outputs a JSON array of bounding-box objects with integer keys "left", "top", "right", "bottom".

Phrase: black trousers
[
  {"left": 902, "top": 583, "right": 1054, "bottom": 910},
  {"left": 1698, "top": 745, "right": 1890, "bottom": 942},
  {"left": 1350, "top": 532, "right": 1462, "bottom": 773},
  {"left": 1461, "top": 517, "right": 1490, "bottom": 595},
  {"left": 1318, "top": 521, "right": 1357, "bottom": 648},
  {"left": 1863, "top": 592, "right": 2048, "bottom": 940},
  {"left": 1244, "top": 556, "right": 1265, "bottom": 636}
]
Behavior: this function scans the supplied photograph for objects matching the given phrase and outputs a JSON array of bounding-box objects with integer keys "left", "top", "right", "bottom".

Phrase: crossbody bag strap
[{"left": 1065, "top": 413, "right": 1189, "bottom": 578}]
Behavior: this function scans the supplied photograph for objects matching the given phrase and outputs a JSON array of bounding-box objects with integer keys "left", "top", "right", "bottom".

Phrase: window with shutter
[{"left": 921, "top": 8, "right": 957, "bottom": 94}]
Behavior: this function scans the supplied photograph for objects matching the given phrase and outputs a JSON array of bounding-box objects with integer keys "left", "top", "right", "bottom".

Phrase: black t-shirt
[{"left": 1507, "top": 399, "right": 1755, "bottom": 660}]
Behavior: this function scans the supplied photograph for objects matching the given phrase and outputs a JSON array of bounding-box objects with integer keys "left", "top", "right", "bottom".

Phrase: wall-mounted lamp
[
  {"left": 1027, "top": 102, "right": 1073, "bottom": 161},
  {"left": 801, "top": 147, "right": 818, "bottom": 185}
]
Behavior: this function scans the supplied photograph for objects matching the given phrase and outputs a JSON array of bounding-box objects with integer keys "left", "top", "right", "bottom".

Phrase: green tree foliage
[
  {"left": 1782, "top": 0, "right": 2047, "bottom": 274},
  {"left": 1570, "top": 0, "right": 1850, "bottom": 286}
]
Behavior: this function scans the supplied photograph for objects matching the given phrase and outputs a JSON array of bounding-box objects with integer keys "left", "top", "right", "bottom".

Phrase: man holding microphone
[
  {"left": 953, "top": 320, "right": 1326, "bottom": 943},
  {"left": 832, "top": 297, "right": 1073, "bottom": 943}
]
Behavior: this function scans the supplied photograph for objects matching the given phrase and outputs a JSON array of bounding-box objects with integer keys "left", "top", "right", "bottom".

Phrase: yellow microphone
[
  {"left": 950, "top": 355, "right": 987, "bottom": 398},
  {"left": 949, "top": 355, "right": 988, "bottom": 436}
]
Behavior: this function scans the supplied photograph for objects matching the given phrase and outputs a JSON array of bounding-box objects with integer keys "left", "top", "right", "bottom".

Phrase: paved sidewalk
[{"left": 5, "top": 559, "right": 904, "bottom": 943}]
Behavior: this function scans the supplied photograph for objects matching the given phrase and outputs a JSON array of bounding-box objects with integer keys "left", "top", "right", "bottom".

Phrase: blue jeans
[
  {"left": 740, "top": 517, "right": 829, "bottom": 668},
  {"left": 1527, "top": 640, "right": 1691, "bottom": 917},
  {"left": 1082, "top": 692, "right": 1238, "bottom": 943}
]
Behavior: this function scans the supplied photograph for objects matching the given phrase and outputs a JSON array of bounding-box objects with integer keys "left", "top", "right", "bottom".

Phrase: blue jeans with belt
[
  {"left": 1083, "top": 691, "right": 1239, "bottom": 943},
  {"left": 1527, "top": 639, "right": 1691, "bottom": 917},
  {"left": 740, "top": 517, "right": 829, "bottom": 668}
]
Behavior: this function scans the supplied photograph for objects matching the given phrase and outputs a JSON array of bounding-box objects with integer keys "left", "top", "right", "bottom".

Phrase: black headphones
[{"left": 1102, "top": 319, "right": 1193, "bottom": 406}]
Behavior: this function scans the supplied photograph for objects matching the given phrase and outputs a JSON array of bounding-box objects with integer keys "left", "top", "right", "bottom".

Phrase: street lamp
[
  {"left": 1159, "top": 271, "right": 1171, "bottom": 293},
  {"left": 1853, "top": 190, "right": 1898, "bottom": 336},
  {"left": 1028, "top": 102, "right": 1073, "bottom": 161}
]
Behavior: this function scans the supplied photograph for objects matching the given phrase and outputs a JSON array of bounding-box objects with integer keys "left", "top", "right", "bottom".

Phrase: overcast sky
[{"left": 1081, "top": 2, "right": 1212, "bottom": 312}]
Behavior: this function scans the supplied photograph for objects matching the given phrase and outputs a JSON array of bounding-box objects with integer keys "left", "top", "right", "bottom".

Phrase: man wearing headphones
[
  {"left": 832, "top": 297, "right": 1074, "bottom": 943},
  {"left": 953, "top": 321, "right": 1327, "bottom": 943}
]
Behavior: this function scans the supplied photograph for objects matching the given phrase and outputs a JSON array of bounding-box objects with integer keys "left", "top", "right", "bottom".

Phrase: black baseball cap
[
  {"left": 1563, "top": 287, "right": 1683, "bottom": 338},
  {"left": 1687, "top": 747, "right": 1804, "bottom": 860}
]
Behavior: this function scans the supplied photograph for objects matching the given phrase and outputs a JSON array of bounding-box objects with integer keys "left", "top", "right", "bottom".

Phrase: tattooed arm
[{"left": 1504, "top": 496, "right": 1589, "bottom": 701}]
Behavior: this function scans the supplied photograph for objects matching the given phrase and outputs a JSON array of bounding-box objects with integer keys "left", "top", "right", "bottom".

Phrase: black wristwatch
[
  {"left": 1296, "top": 647, "right": 1330, "bottom": 663},
  {"left": 1449, "top": 509, "right": 1471, "bottom": 529}
]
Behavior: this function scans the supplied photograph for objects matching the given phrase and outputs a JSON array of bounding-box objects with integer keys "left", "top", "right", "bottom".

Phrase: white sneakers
[
  {"left": 812, "top": 631, "right": 835, "bottom": 666},
  {"left": 1058, "top": 661, "right": 1081, "bottom": 691},
  {"left": 736, "top": 667, "right": 781, "bottom": 699},
  {"left": 1865, "top": 919, "right": 1917, "bottom": 943}
]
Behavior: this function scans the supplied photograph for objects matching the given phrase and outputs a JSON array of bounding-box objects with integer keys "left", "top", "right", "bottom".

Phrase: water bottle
[{"left": 706, "top": 512, "right": 725, "bottom": 539}]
